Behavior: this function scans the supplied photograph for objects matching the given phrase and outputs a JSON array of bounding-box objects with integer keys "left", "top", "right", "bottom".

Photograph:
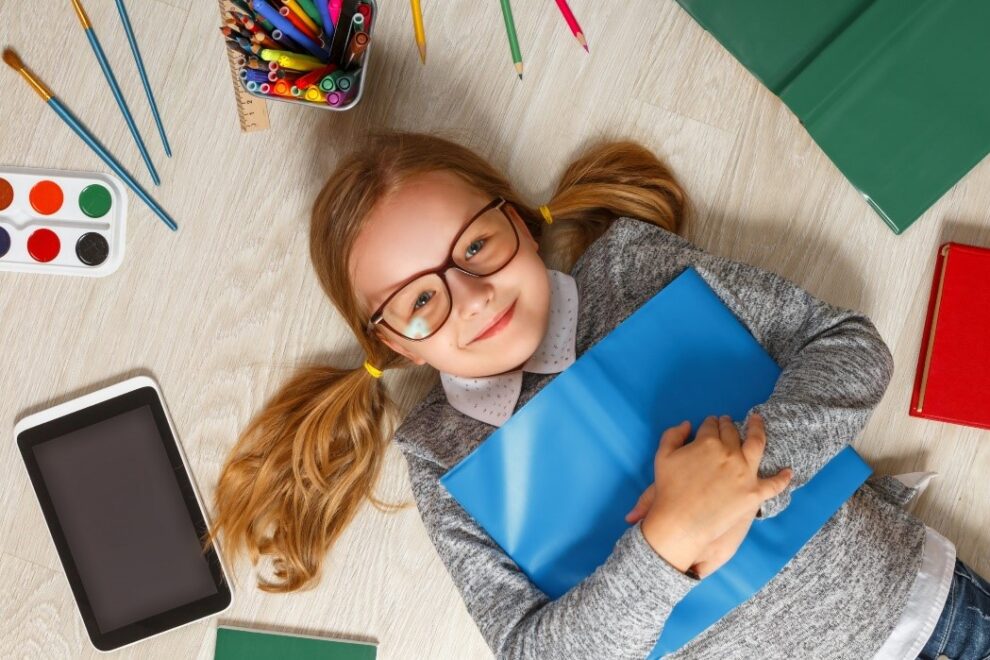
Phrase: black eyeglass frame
[{"left": 366, "top": 197, "right": 521, "bottom": 341}]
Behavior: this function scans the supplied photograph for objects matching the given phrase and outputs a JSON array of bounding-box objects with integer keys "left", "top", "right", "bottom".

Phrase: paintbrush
[{"left": 3, "top": 48, "right": 178, "bottom": 231}]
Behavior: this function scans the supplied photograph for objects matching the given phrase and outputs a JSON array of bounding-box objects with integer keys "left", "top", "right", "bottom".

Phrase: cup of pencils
[{"left": 221, "top": 0, "right": 375, "bottom": 111}]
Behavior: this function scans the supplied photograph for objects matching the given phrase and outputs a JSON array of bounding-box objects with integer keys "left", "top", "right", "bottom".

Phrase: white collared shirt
[{"left": 439, "top": 268, "right": 578, "bottom": 428}]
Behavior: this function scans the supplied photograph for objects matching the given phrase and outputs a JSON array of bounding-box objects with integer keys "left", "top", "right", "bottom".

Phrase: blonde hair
[{"left": 206, "top": 131, "right": 689, "bottom": 592}]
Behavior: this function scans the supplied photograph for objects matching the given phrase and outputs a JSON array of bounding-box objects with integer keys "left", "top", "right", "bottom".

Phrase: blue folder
[{"left": 440, "top": 267, "right": 871, "bottom": 656}]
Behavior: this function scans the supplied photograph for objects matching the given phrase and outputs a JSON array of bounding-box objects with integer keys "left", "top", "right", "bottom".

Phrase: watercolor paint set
[{"left": 0, "top": 166, "right": 126, "bottom": 277}]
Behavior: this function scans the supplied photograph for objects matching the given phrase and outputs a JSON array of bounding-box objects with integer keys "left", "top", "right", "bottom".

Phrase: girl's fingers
[
  {"left": 696, "top": 415, "right": 718, "bottom": 441},
  {"left": 625, "top": 485, "right": 655, "bottom": 522},
  {"left": 758, "top": 467, "right": 793, "bottom": 500},
  {"left": 658, "top": 420, "right": 692, "bottom": 458},
  {"left": 718, "top": 415, "right": 741, "bottom": 451},
  {"left": 741, "top": 412, "right": 768, "bottom": 468}
]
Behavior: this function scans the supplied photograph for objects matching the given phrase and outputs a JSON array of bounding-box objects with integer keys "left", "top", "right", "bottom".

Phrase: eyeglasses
[{"left": 367, "top": 197, "right": 521, "bottom": 341}]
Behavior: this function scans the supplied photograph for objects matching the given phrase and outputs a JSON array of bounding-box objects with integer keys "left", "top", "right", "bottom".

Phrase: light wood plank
[{"left": 1, "top": 0, "right": 988, "bottom": 657}]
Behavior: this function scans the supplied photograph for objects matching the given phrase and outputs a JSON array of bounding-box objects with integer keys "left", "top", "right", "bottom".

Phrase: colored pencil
[
  {"left": 498, "top": 0, "right": 523, "bottom": 79},
  {"left": 113, "top": 0, "right": 172, "bottom": 157},
  {"left": 554, "top": 0, "right": 588, "bottom": 52},
  {"left": 3, "top": 49, "right": 178, "bottom": 231},
  {"left": 232, "top": 11, "right": 280, "bottom": 48},
  {"left": 69, "top": 0, "right": 161, "bottom": 184},
  {"left": 410, "top": 0, "right": 426, "bottom": 64}
]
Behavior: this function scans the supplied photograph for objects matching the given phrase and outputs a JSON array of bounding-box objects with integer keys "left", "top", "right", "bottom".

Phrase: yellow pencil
[{"left": 411, "top": 0, "right": 426, "bottom": 64}]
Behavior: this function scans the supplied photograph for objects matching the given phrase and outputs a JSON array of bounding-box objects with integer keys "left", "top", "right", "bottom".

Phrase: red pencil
[{"left": 554, "top": 0, "right": 587, "bottom": 52}]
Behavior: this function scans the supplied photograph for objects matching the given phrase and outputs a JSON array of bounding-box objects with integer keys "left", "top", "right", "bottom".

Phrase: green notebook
[
  {"left": 676, "top": 0, "right": 990, "bottom": 234},
  {"left": 214, "top": 626, "right": 377, "bottom": 660}
]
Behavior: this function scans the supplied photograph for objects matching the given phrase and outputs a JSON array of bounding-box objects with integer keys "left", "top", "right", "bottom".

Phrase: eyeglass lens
[{"left": 382, "top": 206, "right": 517, "bottom": 340}]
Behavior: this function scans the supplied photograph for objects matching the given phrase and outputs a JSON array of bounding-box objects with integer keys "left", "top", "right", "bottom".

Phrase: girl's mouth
[{"left": 471, "top": 300, "right": 516, "bottom": 343}]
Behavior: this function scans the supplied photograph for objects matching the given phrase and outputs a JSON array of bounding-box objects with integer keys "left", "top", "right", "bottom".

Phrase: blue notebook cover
[
  {"left": 441, "top": 266, "right": 781, "bottom": 596},
  {"left": 440, "top": 266, "right": 870, "bottom": 655}
]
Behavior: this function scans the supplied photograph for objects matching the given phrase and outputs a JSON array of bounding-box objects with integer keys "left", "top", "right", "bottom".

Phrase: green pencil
[{"left": 499, "top": 0, "right": 523, "bottom": 79}]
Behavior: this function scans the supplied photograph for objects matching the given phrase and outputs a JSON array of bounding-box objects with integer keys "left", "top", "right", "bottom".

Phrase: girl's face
[{"left": 349, "top": 170, "right": 551, "bottom": 378}]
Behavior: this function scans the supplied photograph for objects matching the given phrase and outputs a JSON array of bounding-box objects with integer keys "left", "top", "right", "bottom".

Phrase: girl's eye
[
  {"left": 412, "top": 290, "right": 435, "bottom": 313},
  {"left": 465, "top": 238, "right": 486, "bottom": 259}
]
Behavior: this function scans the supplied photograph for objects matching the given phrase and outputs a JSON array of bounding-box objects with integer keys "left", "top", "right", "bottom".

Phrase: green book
[
  {"left": 214, "top": 626, "right": 377, "bottom": 660},
  {"left": 676, "top": 0, "right": 990, "bottom": 234}
]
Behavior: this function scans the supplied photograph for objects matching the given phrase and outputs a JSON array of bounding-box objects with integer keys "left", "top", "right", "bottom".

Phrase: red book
[{"left": 909, "top": 242, "right": 990, "bottom": 430}]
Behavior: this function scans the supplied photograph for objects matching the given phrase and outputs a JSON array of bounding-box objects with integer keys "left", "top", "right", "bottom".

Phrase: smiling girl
[{"left": 208, "top": 132, "right": 990, "bottom": 659}]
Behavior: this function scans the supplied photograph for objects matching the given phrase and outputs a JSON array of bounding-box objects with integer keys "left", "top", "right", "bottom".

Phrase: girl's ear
[{"left": 506, "top": 204, "right": 539, "bottom": 251}]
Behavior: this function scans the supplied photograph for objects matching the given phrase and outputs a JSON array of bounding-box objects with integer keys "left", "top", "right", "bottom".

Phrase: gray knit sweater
[{"left": 393, "top": 217, "right": 927, "bottom": 659}]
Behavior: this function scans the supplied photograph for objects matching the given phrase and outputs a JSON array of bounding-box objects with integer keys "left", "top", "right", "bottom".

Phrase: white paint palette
[{"left": 0, "top": 166, "right": 127, "bottom": 278}]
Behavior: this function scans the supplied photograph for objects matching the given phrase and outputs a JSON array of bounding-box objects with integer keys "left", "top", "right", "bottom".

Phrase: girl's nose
[{"left": 447, "top": 269, "right": 495, "bottom": 319}]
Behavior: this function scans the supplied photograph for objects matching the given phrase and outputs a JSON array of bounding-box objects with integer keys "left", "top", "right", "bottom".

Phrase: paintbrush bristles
[
  {"left": 2, "top": 48, "right": 23, "bottom": 70},
  {"left": 3, "top": 49, "right": 53, "bottom": 101}
]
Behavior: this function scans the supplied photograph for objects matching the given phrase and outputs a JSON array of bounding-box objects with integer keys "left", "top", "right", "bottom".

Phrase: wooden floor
[{"left": 2, "top": 0, "right": 988, "bottom": 658}]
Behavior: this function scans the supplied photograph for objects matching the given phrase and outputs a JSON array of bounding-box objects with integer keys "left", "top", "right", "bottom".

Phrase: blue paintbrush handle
[
  {"left": 85, "top": 27, "right": 161, "bottom": 186},
  {"left": 114, "top": 0, "right": 171, "bottom": 158},
  {"left": 48, "top": 97, "right": 178, "bottom": 232}
]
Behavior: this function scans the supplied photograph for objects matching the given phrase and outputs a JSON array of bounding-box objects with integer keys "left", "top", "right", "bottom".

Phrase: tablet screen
[
  {"left": 32, "top": 404, "right": 218, "bottom": 632},
  {"left": 17, "top": 381, "right": 231, "bottom": 650}
]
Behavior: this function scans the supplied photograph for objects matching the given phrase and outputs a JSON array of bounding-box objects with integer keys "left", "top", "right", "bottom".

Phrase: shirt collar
[{"left": 439, "top": 268, "right": 578, "bottom": 427}]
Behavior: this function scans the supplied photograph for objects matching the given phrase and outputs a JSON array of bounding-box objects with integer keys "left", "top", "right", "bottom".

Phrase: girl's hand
[
  {"left": 626, "top": 486, "right": 756, "bottom": 579},
  {"left": 688, "top": 513, "right": 755, "bottom": 578},
  {"left": 624, "top": 483, "right": 656, "bottom": 526},
  {"left": 633, "top": 413, "right": 792, "bottom": 573}
]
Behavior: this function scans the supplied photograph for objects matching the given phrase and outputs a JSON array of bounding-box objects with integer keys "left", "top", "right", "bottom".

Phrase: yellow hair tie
[
  {"left": 363, "top": 360, "right": 383, "bottom": 378},
  {"left": 539, "top": 205, "right": 553, "bottom": 224}
]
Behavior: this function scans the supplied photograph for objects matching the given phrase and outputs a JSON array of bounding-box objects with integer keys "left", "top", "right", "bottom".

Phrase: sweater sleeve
[
  {"left": 616, "top": 220, "right": 895, "bottom": 518},
  {"left": 400, "top": 448, "right": 699, "bottom": 660}
]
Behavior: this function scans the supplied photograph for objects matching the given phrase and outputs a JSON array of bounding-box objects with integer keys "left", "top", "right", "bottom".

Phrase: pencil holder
[{"left": 226, "top": 0, "right": 376, "bottom": 112}]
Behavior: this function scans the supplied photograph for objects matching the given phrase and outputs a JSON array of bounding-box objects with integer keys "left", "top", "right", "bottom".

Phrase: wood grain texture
[{"left": 1, "top": 0, "right": 988, "bottom": 658}]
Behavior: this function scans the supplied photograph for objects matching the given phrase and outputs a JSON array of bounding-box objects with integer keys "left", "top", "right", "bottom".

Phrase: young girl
[{"left": 208, "top": 132, "right": 990, "bottom": 659}]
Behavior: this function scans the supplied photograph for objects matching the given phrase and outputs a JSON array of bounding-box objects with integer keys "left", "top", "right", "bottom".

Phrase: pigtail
[
  {"left": 537, "top": 141, "right": 689, "bottom": 273},
  {"left": 205, "top": 355, "right": 410, "bottom": 593}
]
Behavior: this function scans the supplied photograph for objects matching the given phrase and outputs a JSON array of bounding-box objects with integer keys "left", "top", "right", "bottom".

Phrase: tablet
[{"left": 15, "top": 376, "right": 232, "bottom": 652}]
